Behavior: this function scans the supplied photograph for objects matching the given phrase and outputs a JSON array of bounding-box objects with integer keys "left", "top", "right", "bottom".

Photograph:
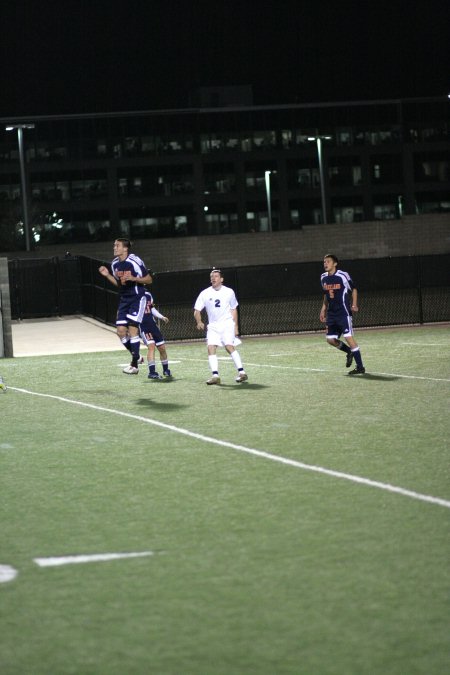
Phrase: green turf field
[{"left": 1, "top": 325, "right": 449, "bottom": 674}]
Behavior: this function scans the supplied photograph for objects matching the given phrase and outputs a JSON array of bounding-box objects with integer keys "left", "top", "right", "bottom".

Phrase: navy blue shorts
[
  {"left": 116, "top": 294, "right": 147, "bottom": 326},
  {"left": 326, "top": 314, "right": 353, "bottom": 339},
  {"left": 140, "top": 314, "right": 165, "bottom": 346}
]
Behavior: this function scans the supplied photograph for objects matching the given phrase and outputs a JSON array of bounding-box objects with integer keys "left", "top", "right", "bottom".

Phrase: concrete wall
[{"left": 4, "top": 213, "right": 450, "bottom": 272}]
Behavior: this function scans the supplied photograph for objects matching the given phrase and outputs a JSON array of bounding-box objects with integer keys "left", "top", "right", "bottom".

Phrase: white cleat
[
  {"left": 123, "top": 365, "right": 139, "bottom": 375},
  {"left": 206, "top": 375, "right": 221, "bottom": 385},
  {"left": 0, "top": 377, "right": 6, "bottom": 393},
  {"left": 235, "top": 372, "right": 248, "bottom": 383}
]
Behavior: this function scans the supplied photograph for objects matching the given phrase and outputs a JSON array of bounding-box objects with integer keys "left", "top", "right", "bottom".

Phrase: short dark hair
[
  {"left": 324, "top": 254, "right": 338, "bottom": 264},
  {"left": 211, "top": 267, "right": 222, "bottom": 275},
  {"left": 116, "top": 237, "right": 132, "bottom": 251}
]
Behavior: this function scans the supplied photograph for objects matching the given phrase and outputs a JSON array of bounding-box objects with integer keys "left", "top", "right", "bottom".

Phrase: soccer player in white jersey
[{"left": 194, "top": 268, "right": 248, "bottom": 385}]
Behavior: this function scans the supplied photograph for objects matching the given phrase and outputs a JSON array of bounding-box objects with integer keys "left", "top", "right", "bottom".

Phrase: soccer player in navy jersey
[
  {"left": 99, "top": 238, "right": 153, "bottom": 374},
  {"left": 319, "top": 254, "right": 365, "bottom": 375},
  {"left": 139, "top": 290, "right": 172, "bottom": 380}
]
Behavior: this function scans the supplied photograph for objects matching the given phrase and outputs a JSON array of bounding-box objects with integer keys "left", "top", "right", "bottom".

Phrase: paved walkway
[{"left": 11, "top": 316, "right": 120, "bottom": 357}]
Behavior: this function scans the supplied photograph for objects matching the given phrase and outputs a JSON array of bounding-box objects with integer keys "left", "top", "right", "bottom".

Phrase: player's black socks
[
  {"left": 352, "top": 348, "right": 364, "bottom": 368},
  {"left": 338, "top": 341, "right": 351, "bottom": 354}
]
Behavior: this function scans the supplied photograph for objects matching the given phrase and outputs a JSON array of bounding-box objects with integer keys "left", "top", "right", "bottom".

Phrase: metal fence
[{"left": 8, "top": 254, "right": 450, "bottom": 339}]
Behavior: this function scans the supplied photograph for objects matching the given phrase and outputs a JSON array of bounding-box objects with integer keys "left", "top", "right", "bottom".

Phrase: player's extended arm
[
  {"left": 319, "top": 295, "right": 328, "bottom": 323},
  {"left": 194, "top": 309, "right": 204, "bottom": 331},
  {"left": 98, "top": 265, "right": 118, "bottom": 287},
  {"left": 351, "top": 288, "right": 359, "bottom": 312},
  {"left": 135, "top": 273, "right": 153, "bottom": 285},
  {"left": 152, "top": 307, "right": 169, "bottom": 323},
  {"left": 231, "top": 308, "right": 239, "bottom": 335}
]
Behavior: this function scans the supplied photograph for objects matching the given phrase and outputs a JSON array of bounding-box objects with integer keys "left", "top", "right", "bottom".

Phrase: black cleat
[
  {"left": 346, "top": 351, "right": 354, "bottom": 368},
  {"left": 349, "top": 367, "right": 365, "bottom": 375}
]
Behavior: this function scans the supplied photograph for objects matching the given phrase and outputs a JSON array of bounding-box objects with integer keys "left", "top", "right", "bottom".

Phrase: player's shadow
[
  {"left": 136, "top": 399, "right": 189, "bottom": 411},
  {"left": 346, "top": 373, "right": 400, "bottom": 381},
  {"left": 145, "top": 378, "right": 175, "bottom": 384},
  {"left": 219, "top": 383, "right": 269, "bottom": 390}
]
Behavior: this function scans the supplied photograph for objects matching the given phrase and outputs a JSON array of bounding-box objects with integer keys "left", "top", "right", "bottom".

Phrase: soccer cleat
[
  {"left": 346, "top": 351, "right": 354, "bottom": 368},
  {"left": 206, "top": 375, "right": 221, "bottom": 385},
  {"left": 163, "top": 370, "right": 172, "bottom": 378},
  {"left": 348, "top": 366, "right": 366, "bottom": 375},
  {"left": 235, "top": 372, "right": 248, "bottom": 383},
  {"left": 0, "top": 377, "right": 6, "bottom": 393},
  {"left": 123, "top": 365, "right": 139, "bottom": 374},
  {"left": 148, "top": 372, "right": 163, "bottom": 380}
]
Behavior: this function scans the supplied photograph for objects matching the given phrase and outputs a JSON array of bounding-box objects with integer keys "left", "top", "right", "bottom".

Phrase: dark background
[{"left": 1, "top": 0, "right": 449, "bottom": 117}]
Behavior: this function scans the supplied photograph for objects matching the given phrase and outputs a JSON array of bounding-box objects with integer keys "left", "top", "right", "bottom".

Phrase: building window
[
  {"left": 287, "top": 165, "right": 320, "bottom": 189},
  {"left": 414, "top": 154, "right": 449, "bottom": 183},
  {"left": 252, "top": 130, "right": 276, "bottom": 150},
  {"left": 415, "top": 192, "right": 450, "bottom": 214},
  {"left": 373, "top": 197, "right": 399, "bottom": 220},
  {"left": 332, "top": 205, "right": 364, "bottom": 223},
  {"left": 205, "top": 212, "right": 237, "bottom": 235},
  {"left": 371, "top": 155, "right": 402, "bottom": 184},
  {"left": 245, "top": 209, "right": 278, "bottom": 232},
  {"left": 328, "top": 160, "right": 362, "bottom": 187},
  {"left": 204, "top": 164, "right": 236, "bottom": 194}
]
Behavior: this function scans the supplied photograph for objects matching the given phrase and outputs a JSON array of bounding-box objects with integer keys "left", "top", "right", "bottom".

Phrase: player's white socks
[
  {"left": 208, "top": 355, "right": 219, "bottom": 374},
  {"left": 231, "top": 350, "right": 244, "bottom": 371}
]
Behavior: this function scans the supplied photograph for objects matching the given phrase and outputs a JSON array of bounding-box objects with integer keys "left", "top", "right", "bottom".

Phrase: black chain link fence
[{"left": 9, "top": 254, "right": 450, "bottom": 338}]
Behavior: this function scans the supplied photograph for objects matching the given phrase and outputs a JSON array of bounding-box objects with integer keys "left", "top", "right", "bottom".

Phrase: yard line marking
[
  {"left": 174, "top": 358, "right": 450, "bottom": 382},
  {"left": 9, "top": 386, "right": 450, "bottom": 510},
  {"left": 402, "top": 342, "right": 449, "bottom": 347},
  {"left": 34, "top": 551, "right": 155, "bottom": 567},
  {"left": 0, "top": 564, "right": 18, "bottom": 583}
]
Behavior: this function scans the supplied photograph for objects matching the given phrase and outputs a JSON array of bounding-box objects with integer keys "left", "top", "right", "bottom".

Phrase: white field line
[
  {"left": 401, "top": 342, "right": 449, "bottom": 346},
  {"left": 9, "top": 386, "right": 450, "bottom": 510},
  {"left": 34, "top": 551, "right": 155, "bottom": 567},
  {"left": 175, "top": 357, "right": 450, "bottom": 382}
]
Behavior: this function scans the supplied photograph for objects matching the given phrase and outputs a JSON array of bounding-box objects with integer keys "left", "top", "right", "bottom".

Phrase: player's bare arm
[
  {"left": 135, "top": 273, "right": 153, "bottom": 285},
  {"left": 98, "top": 266, "right": 118, "bottom": 286},
  {"left": 351, "top": 289, "right": 359, "bottom": 312},
  {"left": 194, "top": 309, "right": 204, "bottom": 331},
  {"left": 231, "top": 308, "right": 239, "bottom": 334},
  {"left": 319, "top": 295, "right": 328, "bottom": 322}
]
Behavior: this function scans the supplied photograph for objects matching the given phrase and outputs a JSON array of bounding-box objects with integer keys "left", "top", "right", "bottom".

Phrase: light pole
[
  {"left": 307, "top": 135, "right": 331, "bottom": 224},
  {"left": 5, "top": 123, "right": 35, "bottom": 251},
  {"left": 264, "top": 170, "right": 272, "bottom": 231}
]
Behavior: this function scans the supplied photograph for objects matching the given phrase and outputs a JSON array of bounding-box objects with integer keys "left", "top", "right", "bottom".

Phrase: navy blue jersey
[
  {"left": 321, "top": 269, "right": 355, "bottom": 316},
  {"left": 111, "top": 254, "right": 149, "bottom": 298}
]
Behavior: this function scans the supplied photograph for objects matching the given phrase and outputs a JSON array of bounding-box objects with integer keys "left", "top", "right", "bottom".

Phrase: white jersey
[{"left": 194, "top": 284, "right": 238, "bottom": 326}]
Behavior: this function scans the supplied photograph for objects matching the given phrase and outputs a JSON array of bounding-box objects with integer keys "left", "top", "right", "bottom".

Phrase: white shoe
[
  {"left": 235, "top": 372, "right": 248, "bottom": 383},
  {"left": 123, "top": 365, "right": 139, "bottom": 374},
  {"left": 0, "top": 377, "right": 6, "bottom": 392},
  {"left": 206, "top": 375, "right": 221, "bottom": 385}
]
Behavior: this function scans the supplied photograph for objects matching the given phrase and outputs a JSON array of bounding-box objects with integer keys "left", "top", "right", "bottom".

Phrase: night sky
[{"left": 1, "top": 0, "right": 449, "bottom": 117}]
